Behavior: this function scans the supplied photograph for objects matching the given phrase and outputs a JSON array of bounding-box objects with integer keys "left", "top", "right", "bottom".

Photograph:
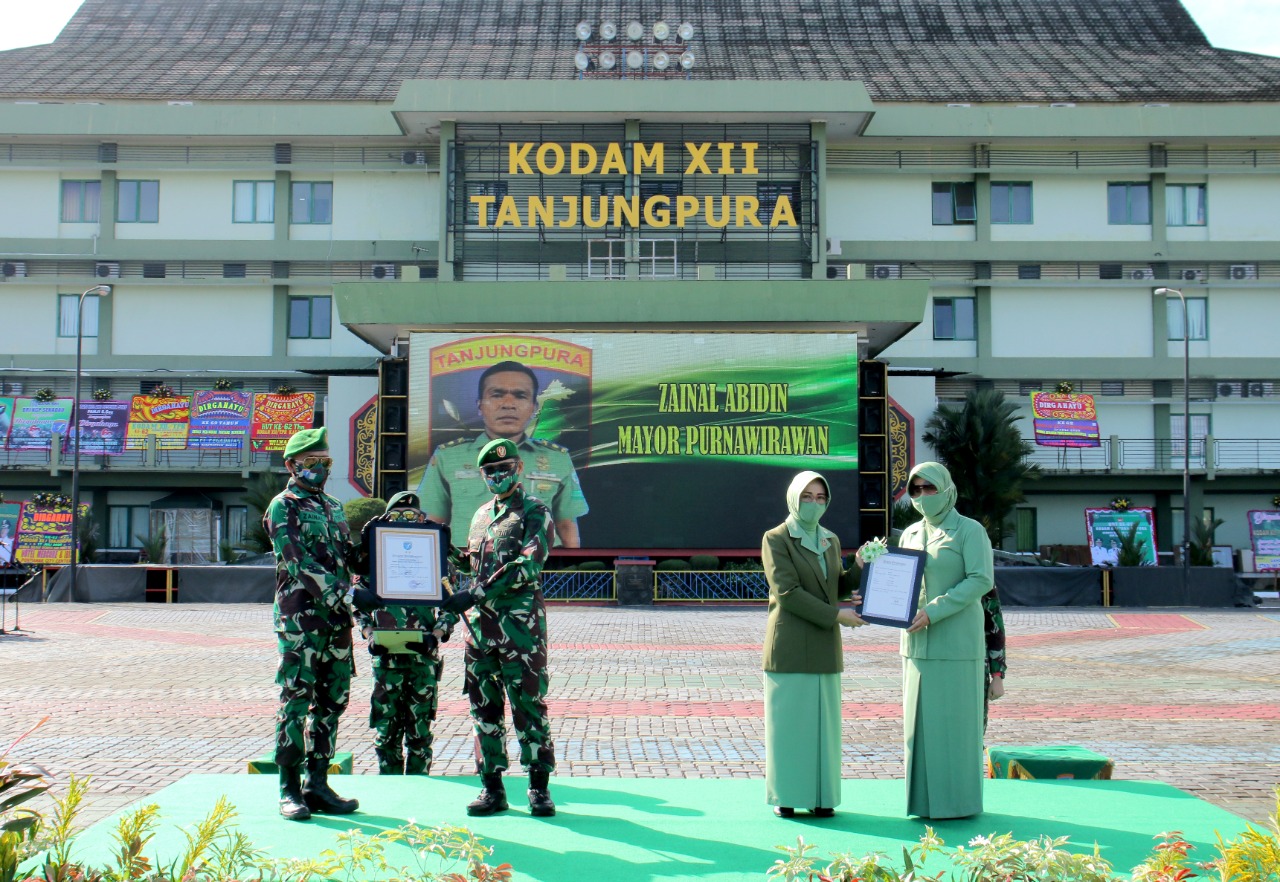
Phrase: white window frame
[
  {"left": 638, "top": 238, "right": 678, "bottom": 279},
  {"left": 587, "top": 238, "right": 626, "bottom": 279}
]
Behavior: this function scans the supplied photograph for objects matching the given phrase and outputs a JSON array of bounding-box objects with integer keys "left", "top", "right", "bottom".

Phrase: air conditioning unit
[
  {"left": 1247, "top": 381, "right": 1273, "bottom": 397},
  {"left": 95, "top": 262, "right": 120, "bottom": 278},
  {"left": 2, "top": 261, "right": 26, "bottom": 278},
  {"left": 370, "top": 263, "right": 397, "bottom": 280},
  {"left": 1230, "top": 264, "right": 1258, "bottom": 280},
  {"left": 1178, "top": 268, "right": 1206, "bottom": 282},
  {"left": 1130, "top": 268, "right": 1155, "bottom": 280},
  {"left": 1217, "top": 382, "right": 1242, "bottom": 398},
  {"left": 401, "top": 150, "right": 427, "bottom": 166},
  {"left": 872, "top": 264, "right": 901, "bottom": 280},
  {"left": 825, "top": 236, "right": 841, "bottom": 256}
]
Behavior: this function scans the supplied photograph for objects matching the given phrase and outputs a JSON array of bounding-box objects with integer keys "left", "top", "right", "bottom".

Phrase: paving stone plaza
[{"left": 1, "top": 603, "right": 1276, "bottom": 827}]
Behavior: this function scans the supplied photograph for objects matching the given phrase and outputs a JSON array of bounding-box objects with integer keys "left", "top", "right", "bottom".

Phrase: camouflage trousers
[
  {"left": 274, "top": 627, "right": 354, "bottom": 769},
  {"left": 370, "top": 658, "right": 442, "bottom": 775},
  {"left": 463, "top": 599, "right": 555, "bottom": 776}
]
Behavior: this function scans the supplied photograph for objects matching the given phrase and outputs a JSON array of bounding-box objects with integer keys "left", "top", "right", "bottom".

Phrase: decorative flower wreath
[
  {"left": 213, "top": 378, "right": 234, "bottom": 391},
  {"left": 150, "top": 384, "right": 176, "bottom": 398},
  {"left": 31, "top": 492, "right": 72, "bottom": 507},
  {"left": 92, "top": 388, "right": 112, "bottom": 401},
  {"left": 1110, "top": 497, "right": 1131, "bottom": 512},
  {"left": 275, "top": 384, "right": 298, "bottom": 396},
  {"left": 1056, "top": 381, "right": 1074, "bottom": 395},
  {"left": 33, "top": 388, "right": 57, "bottom": 403}
]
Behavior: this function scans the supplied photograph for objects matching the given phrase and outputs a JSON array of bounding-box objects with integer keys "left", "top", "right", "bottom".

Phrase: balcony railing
[
  {"left": 1026, "top": 437, "right": 1280, "bottom": 473},
  {"left": 1, "top": 436, "right": 278, "bottom": 473}
]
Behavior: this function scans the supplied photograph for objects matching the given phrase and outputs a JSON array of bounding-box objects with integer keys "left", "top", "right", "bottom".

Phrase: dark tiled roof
[{"left": 1, "top": 0, "right": 1279, "bottom": 102}]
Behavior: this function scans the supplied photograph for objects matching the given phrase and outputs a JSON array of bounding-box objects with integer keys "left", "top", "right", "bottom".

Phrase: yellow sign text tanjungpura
[{"left": 468, "top": 141, "right": 799, "bottom": 229}]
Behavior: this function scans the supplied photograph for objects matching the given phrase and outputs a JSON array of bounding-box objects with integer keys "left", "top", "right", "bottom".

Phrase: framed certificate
[
  {"left": 368, "top": 521, "right": 450, "bottom": 606},
  {"left": 857, "top": 546, "right": 926, "bottom": 628}
]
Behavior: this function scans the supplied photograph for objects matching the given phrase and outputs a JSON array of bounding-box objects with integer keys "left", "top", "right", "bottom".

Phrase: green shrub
[
  {"left": 343, "top": 496, "right": 387, "bottom": 541},
  {"left": 689, "top": 554, "right": 720, "bottom": 570},
  {"left": 577, "top": 561, "right": 607, "bottom": 571},
  {"left": 655, "top": 559, "right": 690, "bottom": 571}
]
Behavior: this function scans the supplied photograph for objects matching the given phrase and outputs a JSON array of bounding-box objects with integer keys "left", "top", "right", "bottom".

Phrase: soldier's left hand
[
  {"left": 351, "top": 586, "right": 383, "bottom": 612},
  {"left": 404, "top": 634, "right": 439, "bottom": 655},
  {"left": 441, "top": 589, "right": 477, "bottom": 614}
]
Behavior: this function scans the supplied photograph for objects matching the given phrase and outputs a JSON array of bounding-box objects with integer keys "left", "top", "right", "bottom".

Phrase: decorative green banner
[{"left": 1085, "top": 508, "right": 1158, "bottom": 566}]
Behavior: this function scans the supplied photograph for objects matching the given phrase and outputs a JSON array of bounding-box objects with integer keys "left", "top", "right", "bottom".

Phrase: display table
[
  {"left": 987, "top": 745, "right": 1114, "bottom": 780},
  {"left": 246, "top": 751, "right": 353, "bottom": 775}
]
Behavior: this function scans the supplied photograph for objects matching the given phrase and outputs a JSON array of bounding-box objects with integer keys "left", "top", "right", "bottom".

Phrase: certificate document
[
  {"left": 370, "top": 522, "right": 447, "bottom": 606},
  {"left": 858, "top": 546, "right": 926, "bottom": 628}
]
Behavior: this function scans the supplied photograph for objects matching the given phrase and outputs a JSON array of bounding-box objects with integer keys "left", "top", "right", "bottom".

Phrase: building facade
[{"left": 2, "top": 0, "right": 1279, "bottom": 559}]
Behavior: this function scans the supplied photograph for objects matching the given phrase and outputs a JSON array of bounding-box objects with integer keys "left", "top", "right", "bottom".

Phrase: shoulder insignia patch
[{"left": 529, "top": 438, "right": 569, "bottom": 454}]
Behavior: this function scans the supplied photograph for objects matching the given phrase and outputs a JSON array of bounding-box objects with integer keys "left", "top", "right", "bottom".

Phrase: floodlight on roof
[
  {"left": 679, "top": 50, "right": 696, "bottom": 70},
  {"left": 600, "top": 20, "right": 618, "bottom": 41},
  {"left": 653, "top": 50, "right": 671, "bottom": 70},
  {"left": 652, "top": 20, "right": 670, "bottom": 41},
  {"left": 574, "top": 51, "right": 592, "bottom": 71},
  {"left": 625, "top": 20, "right": 645, "bottom": 41},
  {"left": 626, "top": 49, "right": 644, "bottom": 69},
  {"left": 599, "top": 50, "right": 617, "bottom": 70},
  {"left": 677, "top": 21, "right": 694, "bottom": 41},
  {"left": 575, "top": 20, "right": 592, "bottom": 41}
]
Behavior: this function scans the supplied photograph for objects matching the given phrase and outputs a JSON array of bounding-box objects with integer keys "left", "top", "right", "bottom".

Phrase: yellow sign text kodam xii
[{"left": 469, "top": 141, "right": 799, "bottom": 229}]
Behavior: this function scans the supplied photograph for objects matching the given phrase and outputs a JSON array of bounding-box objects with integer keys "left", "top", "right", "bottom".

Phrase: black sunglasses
[{"left": 907, "top": 482, "right": 938, "bottom": 497}]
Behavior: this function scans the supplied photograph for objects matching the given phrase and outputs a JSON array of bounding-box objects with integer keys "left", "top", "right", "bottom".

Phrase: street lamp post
[
  {"left": 69, "top": 284, "right": 112, "bottom": 600},
  {"left": 1154, "top": 287, "right": 1191, "bottom": 604}
]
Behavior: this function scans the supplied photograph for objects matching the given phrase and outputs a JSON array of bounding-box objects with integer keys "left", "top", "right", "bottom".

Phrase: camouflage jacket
[
  {"left": 982, "top": 586, "right": 1007, "bottom": 677},
  {"left": 354, "top": 508, "right": 458, "bottom": 664},
  {"left": 265, "top": 479, "right": 354, "bottom": 633},
  {"left": 457, "top": 484, "right": 551, "bottom": 611}
]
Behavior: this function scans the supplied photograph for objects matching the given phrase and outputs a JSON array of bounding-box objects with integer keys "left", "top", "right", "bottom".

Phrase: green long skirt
[
  {"left": 903, "top": 657, "right": 984, "bottom": 819},
  {"left": 764, "top": 672, "right": 842, "bottom": 810}
]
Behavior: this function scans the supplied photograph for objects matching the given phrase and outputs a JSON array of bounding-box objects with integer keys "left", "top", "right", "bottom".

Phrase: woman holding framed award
[
  {"left": 761, "top": 470, "right": 864, "bottom": 819},
  {"left": 885, "top": 461, "right": 993, "bottom": 819}
]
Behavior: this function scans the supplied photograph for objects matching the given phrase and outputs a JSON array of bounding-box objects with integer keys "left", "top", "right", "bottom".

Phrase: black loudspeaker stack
[
  {"left": 376, "top": 358, "right": 409, "bottom": 499},
  {"left": 857, "top": 360, "right": 890, "bottom": 544}
]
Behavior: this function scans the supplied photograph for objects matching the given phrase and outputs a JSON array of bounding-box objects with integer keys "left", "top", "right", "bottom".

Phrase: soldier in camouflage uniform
[
  {"left": 982, "top": 587, "right": 1007, "bottom": 732},
  {"left": 350, "top": 491, "right": 458, "bottom": 775},
  {"left": 265, "top": 427, "right": 360, "bottom": 821},
  {"left": 441, "top": 437, "right": 557, "bottom": 817}
]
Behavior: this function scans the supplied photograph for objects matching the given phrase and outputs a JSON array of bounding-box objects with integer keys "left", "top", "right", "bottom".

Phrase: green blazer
[
  {"left": 762, "top": 523, "right": 857, "bottom": 674},
  {"left": 898, "top": 509, "right": 993, "bottom": 661}
]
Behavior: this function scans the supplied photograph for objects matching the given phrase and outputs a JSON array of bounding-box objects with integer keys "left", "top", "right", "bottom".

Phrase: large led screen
[{"left": 407, "top": 332, "right": 859, "bottom": 549}]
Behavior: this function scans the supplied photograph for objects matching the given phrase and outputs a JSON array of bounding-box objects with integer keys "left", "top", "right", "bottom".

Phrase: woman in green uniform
[
  {"left": 869, "top": 461, "right": 992, "bottom": 819},
  {"left": 761, "top": 470, "right": 864, "bottom": 818}
]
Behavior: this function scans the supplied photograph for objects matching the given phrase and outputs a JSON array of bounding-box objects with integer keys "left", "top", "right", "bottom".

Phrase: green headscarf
[
  {"left": 908, "top": 461, "right": 958, "bottom": 526},
  {"left": 784, "top": 471, "right": 835, "bottom": 571}
]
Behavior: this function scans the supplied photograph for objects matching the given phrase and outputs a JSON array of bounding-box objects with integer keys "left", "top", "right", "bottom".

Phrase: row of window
[
  {"left": 933, "top": 296, "right": 1209, "bottom": 341},
  {"left": 932, "top": 182, "right": 1207, "bottom": 226},
  {"left": 108, "top": 505, "right": 249, "bottom": 549},
  {"left": 57, "top": 294, "right": 333, "bottom": 339},
  {"left": 59, "top": 180, "right": 333, "bottom": 224}
]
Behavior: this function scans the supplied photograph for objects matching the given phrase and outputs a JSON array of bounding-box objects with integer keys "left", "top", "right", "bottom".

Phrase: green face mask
[
  {"left": 911, "top": 492, "right": 949, "bottom": 520},
  {"left": 796, "top": 500, "right": 827, "bottom": 528}
]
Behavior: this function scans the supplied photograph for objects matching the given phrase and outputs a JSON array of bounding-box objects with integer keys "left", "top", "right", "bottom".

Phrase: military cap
[
  {"left": 385, "top": 490, "right": 421, "bottom": 510},
  {"left": 283, "top": 426, "right": 327, "bottom": 459},
  {"left": 477, "top": 437, "right": 518, "bottom": 468}
]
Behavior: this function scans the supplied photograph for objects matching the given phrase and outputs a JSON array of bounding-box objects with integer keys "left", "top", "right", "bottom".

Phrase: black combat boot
[
  {"left": 302, "top": 757, "right": 359, "bottom": 814},
  {"left": 527, "top": 766, "right": 556, "bottom": 817},
  {"left": 376, "top": 750, "right": 405, "bottom": 775},
  {"left": 466, "top": 773, "right": 509, "bottom": 816},
  {"left": 278, "top": 766, "right": 311, "bottom": 821}
]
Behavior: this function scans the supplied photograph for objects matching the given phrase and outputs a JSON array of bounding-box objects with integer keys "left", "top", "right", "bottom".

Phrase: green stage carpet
[{"left": 60, "top": 776, "right": 1248, "bottom": 881}]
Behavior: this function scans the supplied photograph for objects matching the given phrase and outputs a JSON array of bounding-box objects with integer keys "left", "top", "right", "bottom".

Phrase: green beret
[
  {"left": 385, "top": 490, "right": 421, "bottom": 511},
  {"left": 477, "top": 437, "right": 518, "bottom": 468},
  {"left": 283, "top": 427, "right": 327, "bottom": 459}
]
